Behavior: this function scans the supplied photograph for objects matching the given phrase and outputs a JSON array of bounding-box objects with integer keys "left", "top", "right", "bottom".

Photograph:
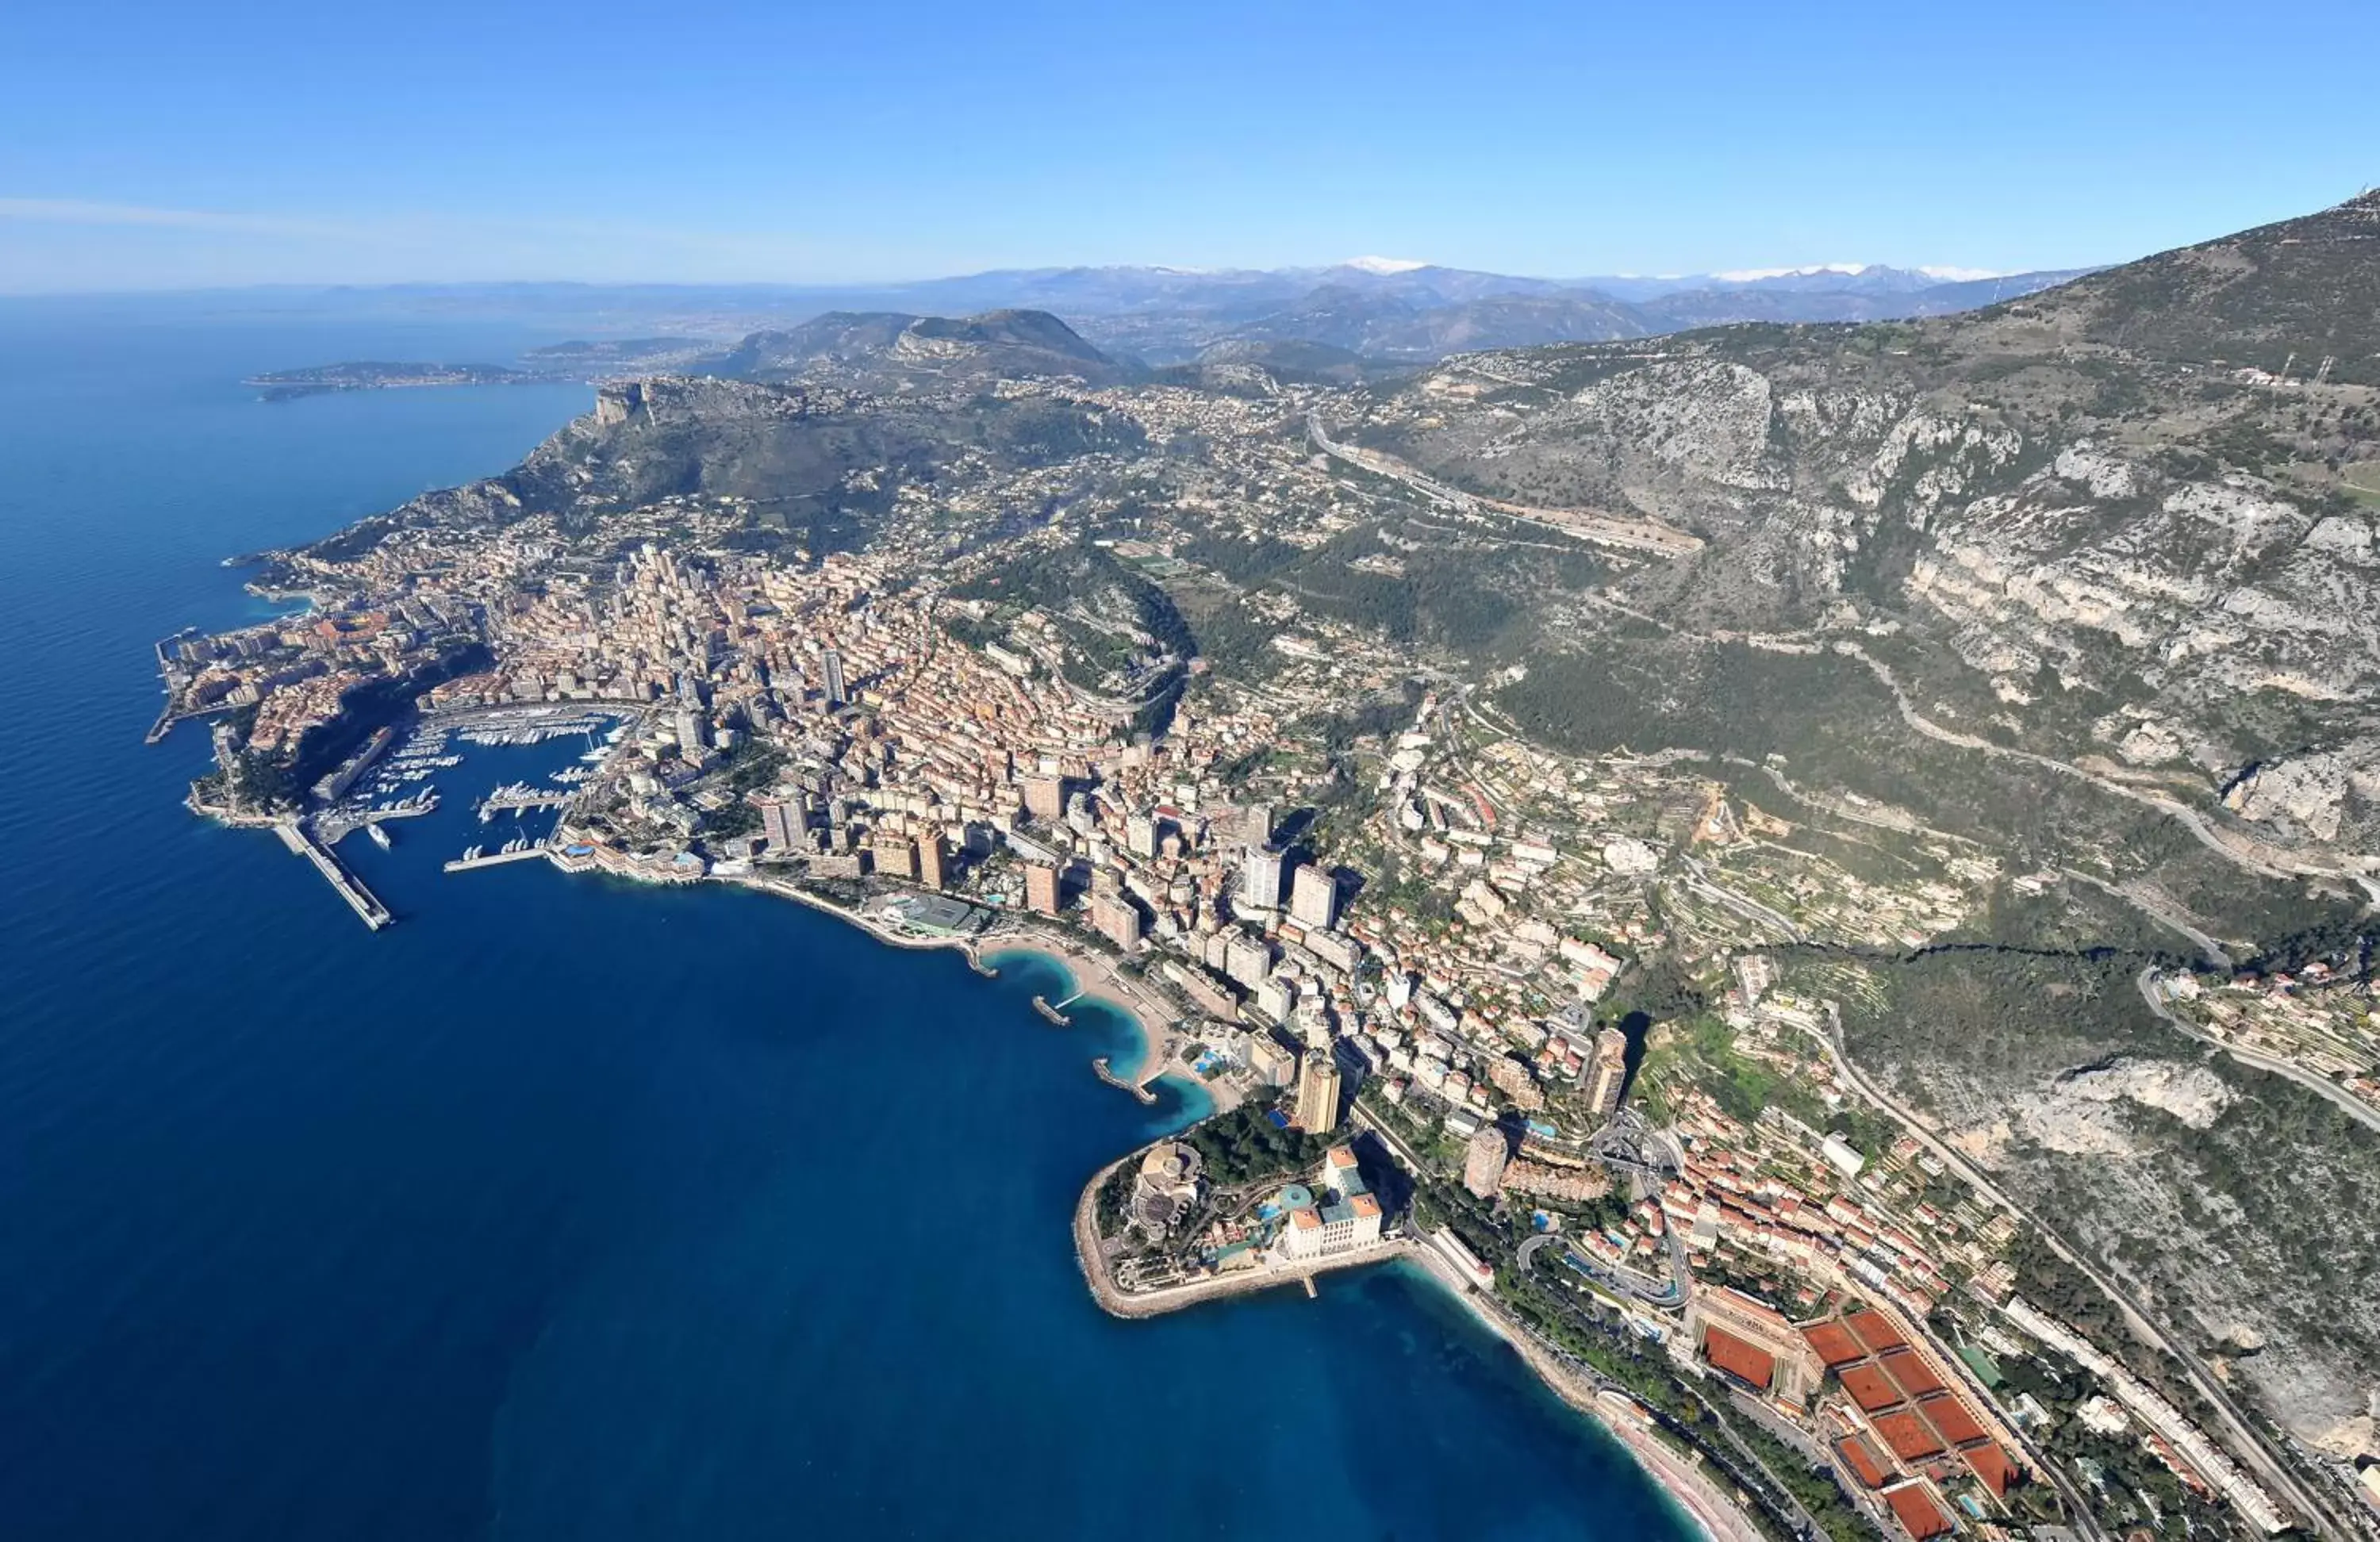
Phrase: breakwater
[{"left": 274, "top": 819, "right": 392, "bottom": 930}]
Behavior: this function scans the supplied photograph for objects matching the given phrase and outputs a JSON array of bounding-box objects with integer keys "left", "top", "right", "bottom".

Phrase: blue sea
[{"left": 0, "top": 298, "right": 1694, "bottom": 1541}]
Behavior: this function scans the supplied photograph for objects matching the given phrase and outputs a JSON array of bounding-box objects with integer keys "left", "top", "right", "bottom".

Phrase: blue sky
[{"left": 4, "top": 0, "right": 2374, "bottom": 291}]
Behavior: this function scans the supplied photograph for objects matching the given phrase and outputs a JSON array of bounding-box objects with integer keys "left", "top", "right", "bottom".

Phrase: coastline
[
  {"left": 697, "top": 869, "right": 1216, "bottom": 1108},
  {"left": 539, "top": 855, "right": 1752, "bottom": 1540},
  {"left": 1399, "top": 1249, "right": 1762, "bottom": 1542},
  {"left": 1071, "top": 1143, "right": 1759, "bottom": 1542},
  {"left": 1069, "top": 1151, "right": 1408, "bottom": 1320},
  {"left": 979, "top": 926, "right": 1192, "bottom": 1094}
]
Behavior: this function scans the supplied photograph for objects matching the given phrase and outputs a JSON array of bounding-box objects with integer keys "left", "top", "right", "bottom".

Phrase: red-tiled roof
[
  {"left": 1803, "top": 1321, "right": 1867, "bottom": 1367},
  {"left": 1835, "top": 1433, "right": 1891, "bottom": 1490},
  {"left": 1846, "top": 1308, "right": 1906, "bottom": 1353},
  {"left": 1879, "top": 1345, "right": 1945, "bottom": 1398},
  {"left": 1964, "top": 1441, "right": 2021, "bottom": 1497},
  {"left": 1841, "top": 1362, "right": 1903, "bottom": 1412},
  {"left": 1873, "top": 1409, "right": 1947, "bottom": 1462},
  {"left": 1919, "top": 1390, "right": 1987, "bottom": 1448},
  {"left": 1883, "top": 1482, "right": 1956, "bottom": 1540},
  {"left": 1702, "top": 1325, "right": 1776, "bottom": 1390}
]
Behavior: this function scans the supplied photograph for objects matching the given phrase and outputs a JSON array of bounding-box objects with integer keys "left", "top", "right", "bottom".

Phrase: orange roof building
[{"left": 1702, "top": 1325, "right": 1777, "bottom": 1390}]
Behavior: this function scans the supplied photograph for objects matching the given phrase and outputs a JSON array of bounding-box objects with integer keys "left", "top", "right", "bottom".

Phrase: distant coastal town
[{"left": 146, "top": 377, "right": 2361, "bottom": 1542}]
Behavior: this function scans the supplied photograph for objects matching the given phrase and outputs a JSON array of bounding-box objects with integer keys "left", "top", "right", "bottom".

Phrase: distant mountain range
[
  {"left": 834, "top": 259, "right": 2099, "bottom": 364},
  {"left": 234, "top": 255, "right": 2102, "bottom": 385}
]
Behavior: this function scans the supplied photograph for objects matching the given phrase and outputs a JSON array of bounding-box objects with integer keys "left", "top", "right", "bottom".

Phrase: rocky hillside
[
  {"left": 295, "top": 371, "right": 1148, "bottom": 559},
  {"left": 712, "top": 307, "right": 1128, "bottom": 387},
  {"left": 1342, "top": 193, "right": 2380, "bottom": 884}
]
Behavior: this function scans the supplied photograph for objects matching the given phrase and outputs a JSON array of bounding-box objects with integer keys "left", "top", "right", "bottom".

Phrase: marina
[{"left": 255, "top": 705, "right": 620, "bottom": 929}]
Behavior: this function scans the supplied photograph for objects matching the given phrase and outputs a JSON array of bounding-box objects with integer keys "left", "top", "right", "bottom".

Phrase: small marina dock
[
  {"left": 443, "top": 841, "right": 551, "bottom": 873},
  {"left": 478, "top": 782, "right": 569, "bottom": 819},
  {"left": 275, "top": 820, "right": 392, "bottom": 930}
]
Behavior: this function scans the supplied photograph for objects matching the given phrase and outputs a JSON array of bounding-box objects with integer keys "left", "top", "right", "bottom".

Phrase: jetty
[
  {"left": 275, "top": 820, "right": 392, "bottom": 930},
  {"left": 477, "top": 781, "right": 569, "bottom": 818},
  {"left": 318, "top": 793, "right": 438, "bottom": 846},
  {"left": 443, "top": 842, "right": 551, "bottom": 873},
  {"left": 1031, "top": 994, "right": 1071, "bottom": 1026},
  {"left": 1091, "top": 1056, "right": 1158, "bottom": 1105}
]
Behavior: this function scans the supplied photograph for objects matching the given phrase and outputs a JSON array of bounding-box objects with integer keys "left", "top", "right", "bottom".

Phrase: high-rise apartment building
[
  {"left": 1240, "top": 846, "right": 1284, "bottom": 909},
  {"left": 1022, "top": 774, "right": 1066, "bottom": 823},
  {"left": 1293, "top": 1050, "right": 1342, "bottom": 1133},
  {"left": 1288, "top": 864, "right": 1337, "bottom": 930},
  {"left": 1586, "top": 1026, "right": 1630, "bottom": 1114},
  {"left": 1091, "top": 892, "right": 1142, "bottom": 952}
]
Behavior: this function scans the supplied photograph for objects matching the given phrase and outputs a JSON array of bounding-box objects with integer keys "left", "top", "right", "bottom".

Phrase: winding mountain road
[
  {"left": 2136, "top": 967, "right": 2380, "bottom": 1136},
  {"left": 1806, "top": 1003, "right": 2348, "bottom": 1538}
]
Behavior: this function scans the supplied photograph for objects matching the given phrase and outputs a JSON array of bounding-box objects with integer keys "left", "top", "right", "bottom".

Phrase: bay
[{"left": 0, "top": 299, "right": 1695, "bottom": 1541}]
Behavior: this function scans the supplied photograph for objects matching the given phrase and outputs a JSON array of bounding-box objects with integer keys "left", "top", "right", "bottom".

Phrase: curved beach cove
[
  {"left": 0, "top": 308, "right": 1696, "bottom": 1541},
  {"left": 980, "top": 946, "right": 1192, "bottom": 1091}
]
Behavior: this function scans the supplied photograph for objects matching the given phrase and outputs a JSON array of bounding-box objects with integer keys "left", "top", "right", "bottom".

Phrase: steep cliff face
[{"left": 1351, "top": 195, "right": 2380, "bottom": 873}]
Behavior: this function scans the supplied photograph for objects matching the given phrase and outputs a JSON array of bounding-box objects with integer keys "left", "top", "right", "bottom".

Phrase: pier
[
  {"left": 443, "top": 842, "right": 552, "bottom": 873},
  {"left": 318, "top": 796, "right": 439, "bottom": 846},
  {"left": 478, "top": 783, "right": 569, "bottom": 818},
  {"left": 1031, "top": 994, "right": 1071, "bottom": 1026},
  {"left": 274, "top": 820, "right": 392, "bottom": 930}
]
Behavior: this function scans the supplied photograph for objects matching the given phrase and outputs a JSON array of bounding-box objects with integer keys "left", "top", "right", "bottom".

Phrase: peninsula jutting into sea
[{"left": 148, "top": 191, "right": 2380, "bottom": 1542}]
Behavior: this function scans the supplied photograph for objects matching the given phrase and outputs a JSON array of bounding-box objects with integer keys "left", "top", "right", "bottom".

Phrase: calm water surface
[{"left": 0, "top": 302, "right": 1693, "bottom": 1541}]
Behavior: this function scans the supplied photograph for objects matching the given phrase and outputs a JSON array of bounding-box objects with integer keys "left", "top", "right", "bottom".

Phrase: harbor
[{"left": 243, "top": 704, "right": 629, "bottom": 931}]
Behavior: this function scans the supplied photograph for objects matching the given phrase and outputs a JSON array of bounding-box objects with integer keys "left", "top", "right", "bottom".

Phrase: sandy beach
[
  {"left": 694, "top": 872, "right": 1228, "bottom": 1109},
  {"left": 981, "top": 925, "right": 1180, "bottom": 1083}
]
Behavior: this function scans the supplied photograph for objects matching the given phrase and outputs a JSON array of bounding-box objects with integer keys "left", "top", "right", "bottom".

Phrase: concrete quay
[
  {"left": 274, "top": 820, "right": 392, "bottom": 930},
  {"left": 442, "top": 843, "right": 553, "bottom": 873}
]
